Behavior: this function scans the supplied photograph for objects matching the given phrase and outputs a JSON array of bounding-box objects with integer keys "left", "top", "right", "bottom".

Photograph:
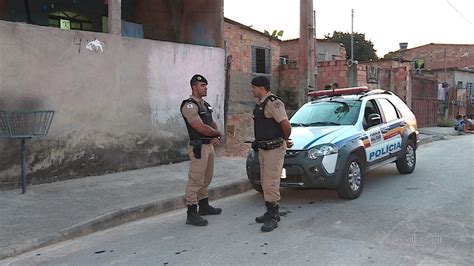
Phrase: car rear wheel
[
  {"left": 336, "top": 154, "right": 365, "bottom": 199},
  {"left": 396, "top": 140, "right": 416, "bottom": 174}
]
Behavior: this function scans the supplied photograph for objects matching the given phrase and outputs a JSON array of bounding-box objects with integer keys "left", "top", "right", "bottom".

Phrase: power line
[{"left": 446, "top": 0, "right": 473, "bottom": 25}]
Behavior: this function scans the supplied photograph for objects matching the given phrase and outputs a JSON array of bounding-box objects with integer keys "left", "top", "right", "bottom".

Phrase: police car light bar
[{"left": 308, "top": 86, "right": 370, "bottom": 97}]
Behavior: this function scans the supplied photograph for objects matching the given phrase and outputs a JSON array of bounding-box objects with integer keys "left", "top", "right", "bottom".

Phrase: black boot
[
  {"left": 198, "top": 198, "right": 222, "bottom": 215},
  {"left": 260, "top": 202, "right": 279, "bottom": 232},
  {"left": 186, "top": 205, "right": 208, "bottom": 226},
  {"left": 255, "top": 201, "right": 281, "bottom": 224}
]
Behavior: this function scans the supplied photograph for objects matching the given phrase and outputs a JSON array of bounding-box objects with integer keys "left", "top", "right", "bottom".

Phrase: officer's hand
[
  {"left": 211, "top": 138, "right": 220, "bottom": 146},
  {"left": 285, "top": 139, "right": 294, "bottom": 148}
]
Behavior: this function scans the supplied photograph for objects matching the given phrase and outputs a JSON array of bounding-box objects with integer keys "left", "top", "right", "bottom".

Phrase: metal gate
[{"left": 411, "top": 77, "right": 439, "bottom": 127}]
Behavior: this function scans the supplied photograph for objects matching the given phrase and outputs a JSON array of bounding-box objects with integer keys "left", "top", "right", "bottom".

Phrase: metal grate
[{"left": 0, "top": 110, "right": 54, "bottom": 138}]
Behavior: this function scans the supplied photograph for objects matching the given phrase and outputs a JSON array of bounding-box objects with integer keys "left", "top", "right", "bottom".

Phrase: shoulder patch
[{"left": 186, "top": 104, "right": 195, "bottom": 109}]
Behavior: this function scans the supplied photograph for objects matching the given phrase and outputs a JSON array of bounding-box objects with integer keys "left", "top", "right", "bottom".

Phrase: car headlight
[{"left": 307, "top": 144, "right": 338, "bottom": 159}]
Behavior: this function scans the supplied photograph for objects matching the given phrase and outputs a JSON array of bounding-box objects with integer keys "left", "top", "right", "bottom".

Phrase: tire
[
  {"left": 336, "top": 153, "right": 365, "bottom": 199},
  {"left": 396, "top": 140, "right": 416, "bottom": 174}
]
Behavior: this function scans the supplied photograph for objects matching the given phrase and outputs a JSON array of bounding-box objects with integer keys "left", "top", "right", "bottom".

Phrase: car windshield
[{"left": 290, "top": 100, "right": 361, "bottom": 127}]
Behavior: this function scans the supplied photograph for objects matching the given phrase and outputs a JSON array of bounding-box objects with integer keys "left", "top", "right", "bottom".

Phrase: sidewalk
[
  {"left": 0, "top": 157, "right": 248, "bottom": 260},
  {"left": 418, "top": 126, "right": 459, "bottom": 144},
  {"left": 0, "top": 127, "right": 458, "bottom": 260}
]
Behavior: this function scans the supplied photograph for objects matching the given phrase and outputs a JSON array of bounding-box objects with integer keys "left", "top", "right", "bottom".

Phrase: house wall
[
  {"left": 0, "top": 21, "right": 225, "bottom": 189},
  {"left": 222, "top": 19, "right": 281, "bottom": 156},
  {"left": 402, "top": 44, "right": 474, "bottom": 70}
]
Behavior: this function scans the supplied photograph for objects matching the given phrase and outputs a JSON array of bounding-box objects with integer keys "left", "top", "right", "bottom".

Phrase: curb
[{"left": 0, "top": 180, "right": 252, "bottom": 260}]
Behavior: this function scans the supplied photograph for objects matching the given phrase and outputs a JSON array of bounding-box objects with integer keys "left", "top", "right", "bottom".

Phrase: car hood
[{"left": 290, "top": 126, "right": 353, "bottom": 150}]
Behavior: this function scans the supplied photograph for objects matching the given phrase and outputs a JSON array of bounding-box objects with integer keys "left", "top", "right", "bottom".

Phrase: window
[
  {"left": 290, "top": 100, "right": 362, "bottom": 126},
  {"left": 414, "top": 59, "right": 425, "bottom": 70},
  {"left": 49, "top": 11, "right": 92, "bottom": 31},
  {"left": 252, "top": 46, "right": 271, "bottom": 74},
  {"left": 364, "top": 100, "right": 382, "bottom": 128},
  {"left": 280, "top": 56, "right": 289, "bottom": 65},
  {"left": 457, "top": 81, "right": 464, "bottom": 90},
  {"left": 377, "top": 99, "right": 399, "bottom": 122}
]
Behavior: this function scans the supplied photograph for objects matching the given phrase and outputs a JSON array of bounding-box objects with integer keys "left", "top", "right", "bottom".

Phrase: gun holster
[{"left": 189, "top": 140, "right": 203, "bottom": 159}]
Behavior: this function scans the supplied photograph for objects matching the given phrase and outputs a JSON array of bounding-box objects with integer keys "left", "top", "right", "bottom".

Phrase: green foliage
[
  {"left": 277, "top": 89, "right": 298, "bottom": 110},
  {"left": 383, "top": 51, "right": 398, "bottom": 60},
  {"left": 324, "top": 31, "right": 378, "bottom": 61},
  {"left": 437, "top": 117, "right": 454, "bottom": 127},
  {"left": 264, "top": 29, "right": 284, "bottom": 39}
]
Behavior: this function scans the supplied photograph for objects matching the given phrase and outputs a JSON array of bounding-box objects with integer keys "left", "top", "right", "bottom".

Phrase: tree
[
  {"left": 382, "top": 51, "right": 398, "bottom": 60},
  {"left": 264, "top": 29, "right": 284, "bottom": 39},
  {"left": 324, "top": 31, "right": 378, "bottom": 62}
]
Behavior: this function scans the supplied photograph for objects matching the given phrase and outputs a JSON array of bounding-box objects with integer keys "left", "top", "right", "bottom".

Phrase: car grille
[{"left": 285, "top": 150, "right": 301, "bottom": 158}]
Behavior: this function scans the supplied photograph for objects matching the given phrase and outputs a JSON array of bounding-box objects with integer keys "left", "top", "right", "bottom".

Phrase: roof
[
  {"left": 224, "top": 17, "right": 282, "bottom": 41},
  {"left": 386, "top": 43, "right": 474, "bottom": 54},
  {"left": 283, "top": 38, "right": 341, "bottom": 44},
  {"left": 423, "top": 67, "right": 474, "bottom": 73}
]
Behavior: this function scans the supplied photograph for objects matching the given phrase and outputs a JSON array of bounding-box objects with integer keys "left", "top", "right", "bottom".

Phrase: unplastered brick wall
[
  {"left": 223, "top": 19, "right": 281, "bottom": 156},
  {"left": 317, "top": 60, "right": 349, "bottom": 89},
  {"left": 402, "top": 44, "right": 474, "bottom": 70}
]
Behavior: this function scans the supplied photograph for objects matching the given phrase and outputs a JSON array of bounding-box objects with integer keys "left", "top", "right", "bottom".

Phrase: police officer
[
  {"left": 180, "top": 74, "right": 223, "bottom": 226},
  {"left": 250, "top": 76, "right": 293, "bottom": 232}
]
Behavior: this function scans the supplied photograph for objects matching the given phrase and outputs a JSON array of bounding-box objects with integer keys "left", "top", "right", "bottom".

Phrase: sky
[{"left": 224, "top": 0, "right": 474, "bottom": 57}]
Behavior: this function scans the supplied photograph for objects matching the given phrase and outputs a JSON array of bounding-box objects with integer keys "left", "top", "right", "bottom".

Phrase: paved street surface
[{"left": 3, "top": 135, "right": 473, "bottom": 265}]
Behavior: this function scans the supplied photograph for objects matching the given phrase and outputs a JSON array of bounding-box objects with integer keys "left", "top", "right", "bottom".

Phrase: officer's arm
[
  {"left": 211, "top": 119, "right": 218, "bottom": 130},
  {"left": 190, "top": 120, "right": 222, "bottom": 138},
  {"left": 279, "top": 119, "right": 292, "bottom": 140}
]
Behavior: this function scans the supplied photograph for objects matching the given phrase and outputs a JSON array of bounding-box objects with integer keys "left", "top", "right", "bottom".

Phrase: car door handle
[{"left": 381, "top": 129, "right": 389, "bottom": 133}]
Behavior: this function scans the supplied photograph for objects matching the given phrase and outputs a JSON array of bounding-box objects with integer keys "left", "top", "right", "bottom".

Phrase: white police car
[{"left": 246, "top": 87, "right": 419, "bottom": 199}]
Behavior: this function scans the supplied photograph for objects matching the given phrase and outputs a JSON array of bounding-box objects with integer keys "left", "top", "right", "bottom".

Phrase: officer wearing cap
[
  {"left": 180, "top": 74, "right": 223, "bottom": 226},
  {"left": 250, "top": 76, "right": 293, "bottom": 232}
]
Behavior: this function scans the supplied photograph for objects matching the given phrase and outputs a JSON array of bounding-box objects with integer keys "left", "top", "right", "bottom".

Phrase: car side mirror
[{"left": 367, "top": 113, "right": 381, "bottom": 127}]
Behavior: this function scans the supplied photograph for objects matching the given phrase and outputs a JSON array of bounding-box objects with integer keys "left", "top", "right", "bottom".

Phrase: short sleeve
[
  {"left": 265, "top": 99, "right": 288, "bottom": 123},
  {"left": 181, "top": 102, "right": 201, "bottom": 123}
]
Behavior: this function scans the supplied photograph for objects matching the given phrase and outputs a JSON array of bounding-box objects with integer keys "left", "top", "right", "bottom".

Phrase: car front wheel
[
  {"left": 336, "top": 154, "right": 365, "bottom": 199},
  {"left": 396, "top": 140, "right": 416, "bottom": 174}
]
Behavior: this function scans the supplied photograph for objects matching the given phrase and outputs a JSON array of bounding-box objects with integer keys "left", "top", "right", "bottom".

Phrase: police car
[{"left": 246, "top": 87, "right": 419, "bottom": 199}]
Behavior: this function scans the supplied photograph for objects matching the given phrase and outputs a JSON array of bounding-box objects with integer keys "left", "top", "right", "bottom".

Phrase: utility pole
[
  {"left": 298, "top": 0, "right": 315, "bottom": 106},
  {"left": 351, "top": 9, "right": 354, "bottom": 64}
]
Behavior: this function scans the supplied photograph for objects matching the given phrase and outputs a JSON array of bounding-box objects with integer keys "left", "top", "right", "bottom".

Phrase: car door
[
  {"left": 376, "top": 98, "right": 404, "bottom": 160},
  {"left": 362, "top": 99, "right": 386, "bottom": 165}
]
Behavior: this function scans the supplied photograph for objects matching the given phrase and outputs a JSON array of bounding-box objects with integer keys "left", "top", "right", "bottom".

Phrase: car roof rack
[{"left": 308, "top": 86, "right": 369, "bottom": 99}]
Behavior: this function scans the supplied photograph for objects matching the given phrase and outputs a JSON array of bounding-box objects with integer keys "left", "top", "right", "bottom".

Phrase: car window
[
  {"left": 388, "top": 95, "right": 414, "bottom": 118},
  {"left": 377, "top": 98, "right": 399, "bottom": 122},
  {"left": 290, "top": 100, "right": 361, "bottom": 126},
  {"left": 363, "top": 100, "right": 382, "bottom": 127}
]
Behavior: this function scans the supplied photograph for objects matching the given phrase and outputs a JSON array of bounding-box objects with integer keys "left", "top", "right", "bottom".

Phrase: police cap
[
  {"left": 190, "top": 74, "right": 208, "bottom": 86},
  {"left": 251, "top": 76, "right": 270, "bottom": 90}
]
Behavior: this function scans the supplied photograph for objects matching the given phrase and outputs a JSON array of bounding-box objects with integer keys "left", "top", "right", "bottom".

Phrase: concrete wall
[{"left": 0, "top": 21, "right": 225, "bottom": 189}]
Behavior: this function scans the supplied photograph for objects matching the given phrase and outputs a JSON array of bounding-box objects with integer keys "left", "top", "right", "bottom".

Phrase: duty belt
[
  {"left": 189, "top": 138, "right": 212, "bottom": 159},
  {"left": 253, "top": 138, "right": 284, "bottom": 151}
]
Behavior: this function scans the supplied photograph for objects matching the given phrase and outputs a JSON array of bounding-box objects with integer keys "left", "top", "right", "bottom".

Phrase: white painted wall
[{"left": 0, "top": 21, "right": 225, "bottom": 187}]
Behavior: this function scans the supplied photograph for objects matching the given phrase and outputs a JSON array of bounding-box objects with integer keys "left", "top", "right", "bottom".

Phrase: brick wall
[
  {"left": 223, "top": 19, "right": 281, "bottom": 156},
  {"left": 402, "top": 44, "right": 474, "bottom": 70}
]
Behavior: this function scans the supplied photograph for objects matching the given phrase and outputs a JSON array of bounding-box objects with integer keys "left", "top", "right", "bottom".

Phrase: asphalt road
[{"left": 3, "top": 135, "right": 473, "bottom": 265}]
